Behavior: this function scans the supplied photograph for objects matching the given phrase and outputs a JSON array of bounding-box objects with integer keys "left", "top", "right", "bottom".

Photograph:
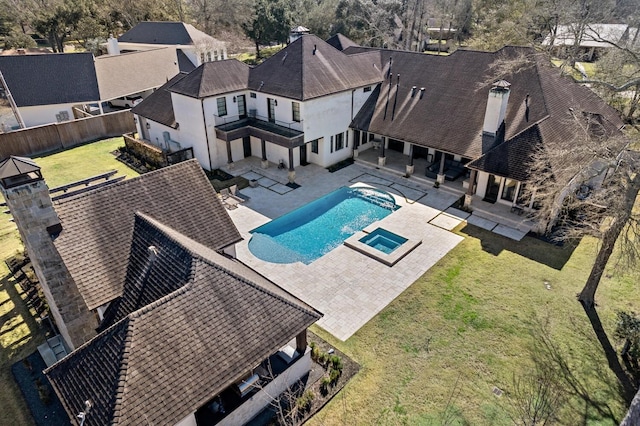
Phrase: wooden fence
[{"left": 0, "top": 110, "right": 136, "bottom": 159}]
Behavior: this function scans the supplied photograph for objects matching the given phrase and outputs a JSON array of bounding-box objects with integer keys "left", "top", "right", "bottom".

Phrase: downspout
[
  {"left": 351, "top": 89, "right": 355, "bottom": 158},
  {"left": 201, "top": 99, "right": 213, "bottom": 171}
]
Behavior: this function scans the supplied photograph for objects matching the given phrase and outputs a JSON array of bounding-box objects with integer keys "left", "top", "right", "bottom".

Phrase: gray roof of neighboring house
[
  {"left": 131, "top": 73, "right": 187, "bottom": 127},
  {"left": 325, "top": 33, "right": 359, "bottom": 51},
  {"left": 176, "top": 48, "right": 196, "bottom": 72},
  {"left": 168, "top": 59, "right": 251, "bottom": 98},
  {"left": 46, "top": 212, "right": 321, "bottom": 426},
  {"left": 51, "top": 160, "right": 242, "bottom": 310},
  {"left": 0, "top": 53, "right": 100, "bottom": 107},
  {"left": 95, "top": 48, "right": 180, "bottom": 100},
  {"left": 118, "top": 21, "right": 221, "bottom": 47},
  {"left": 248, "top": 34, "right": 382, "bottom": 100}
]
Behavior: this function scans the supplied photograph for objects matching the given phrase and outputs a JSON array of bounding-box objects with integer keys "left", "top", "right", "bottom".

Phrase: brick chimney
[
  {"left": 0, "top": 157, "right": 97, "bottom": 350},
  {"left": 482, "top": 80, "right": 511, "bottom": 152}
]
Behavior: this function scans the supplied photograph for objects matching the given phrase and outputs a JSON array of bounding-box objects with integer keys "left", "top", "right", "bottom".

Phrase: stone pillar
[
  {"left": 1, "top": 180, "right": 97, "bottom": 349},
  {"left": 406, "top": 144, "right": 414, "bottom": 175},
  {"left": 437, "top": 152, "right": 446, "bottom": 183},
  {"left": 378, "top": 137, "right": 386, "bottom": 166},
  {"left": 288, "top": 148, "right": 295, "bottom": 183},
  {"left": 296, "top": 329, "right": 308, "bottom": 353},
  {"left": 463, "top": 169, "right": 477, "bottom": 209},
  {"left": 225, "top": 140, "right": 233, "bottom": 165},
  {"left": 260, "top": 139, "right": 268, "bottom": 169}
]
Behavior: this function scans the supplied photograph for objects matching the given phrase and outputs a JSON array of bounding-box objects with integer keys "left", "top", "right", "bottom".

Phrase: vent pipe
[
  {"left": 419, "top": 88, "right": 425, "bottom": 99},
  {"left": 411, "top": 86, "right": 417, "bottom": 97},
  {"left": 313, "top": 44, "right": 317, "bottom": 55}
]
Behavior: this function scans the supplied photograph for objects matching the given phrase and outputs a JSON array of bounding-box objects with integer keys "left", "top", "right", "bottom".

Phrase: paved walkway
[{"left": 226, "top": 162, "right": 464, "bottom": 340}]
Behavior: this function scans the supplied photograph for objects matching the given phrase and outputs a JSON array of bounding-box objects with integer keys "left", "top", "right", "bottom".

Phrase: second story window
[
  {"left": 364, "top": 86, "right": 372, "bottom": 92},
  {"left": 200, "top": 52, "right": 205, "bottom": 64},
  {"left": 207, "top": 51, "right": 212, "bottom": 62},
  {"left": 292, "top": 102, "right": 301, "bottom": 122},
  {"left": 217, "top": 97, "right": 227, "bottom": 117},
  {"left": 335, "top": 132, "right": 345, "bottom": 151}
]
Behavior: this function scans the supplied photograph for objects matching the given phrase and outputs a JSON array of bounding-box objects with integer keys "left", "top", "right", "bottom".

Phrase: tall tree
[{"left": 242, "top": 0, "right": 291, "bottom": 57}]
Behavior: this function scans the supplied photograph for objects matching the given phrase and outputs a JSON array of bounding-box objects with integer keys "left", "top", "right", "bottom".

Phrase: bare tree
[{"left": 505, "top": 367, "right": 566, "bottom": 425}]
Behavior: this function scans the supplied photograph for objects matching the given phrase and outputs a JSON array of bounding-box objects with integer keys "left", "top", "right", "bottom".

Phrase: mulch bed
[{"left": 11, "top": 352, "right": 67, "bottom": 425}]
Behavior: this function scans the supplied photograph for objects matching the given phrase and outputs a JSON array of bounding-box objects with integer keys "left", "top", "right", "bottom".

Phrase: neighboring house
[
  {"left": 542, "top": 23, "right": 640, "bottom": 61},
  {"left": 109, "top": 21, "right": 227, "bottom": 72},
  {"left": 0, "top": 158, "right": 321, "bottom": 425},
  {"left": 132, "top": 34, "right": 381, "bottom": 182},
  {"left": 0, "top": 48, "right": 179, "bottom": 128},
  {"left": 131, "top": 34, "right": 624, "bottom": 212}
]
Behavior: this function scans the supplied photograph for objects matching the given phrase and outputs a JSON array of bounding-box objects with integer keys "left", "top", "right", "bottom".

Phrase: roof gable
[
  {"left": 0, "top": 53, "right": 99, "bottom": 106},
  {"left": 325, "top": 33, "right": 359, "bottom": 51},
  {"left": 168, "top": 60, "right": 251, "bottom": 98},
  {"left": 248, "top": 34, "right": 382, "bottom": 100},
  {"left": 52, "top": 160, "right": 242, "bottom": 310},
  {"left": 45, "top": 214, "right": 321, "bottom": 425},
  {"left": 118, "top": 21, "right": 216, "bottom": 46},
  {"left": 131, "top": 72, "right": 187, "bottom": 127}
]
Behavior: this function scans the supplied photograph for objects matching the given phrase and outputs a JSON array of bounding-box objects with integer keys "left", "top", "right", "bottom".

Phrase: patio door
[
  {"left": 242, "top": 136, "right": 252, "bottom": 158},
  {"left": 237, "top": 95, "right": 247, "bottom": 119},
  {"left": 484, "top": 174, "right": 501, "bottom": 203},
  {"left": 300, "top": 144, "right": 308, "bottom": 165},
  {"left": 267, "top": 98, "right": 276, "bottom": 123}
]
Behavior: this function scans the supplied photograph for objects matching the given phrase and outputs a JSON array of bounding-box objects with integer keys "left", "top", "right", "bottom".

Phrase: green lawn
[
  {"left": 308, "top": 226, "right": 637, "bottom": 425},
  {"left": 0, "top": 137, "right": 137, "bottom": 425}
]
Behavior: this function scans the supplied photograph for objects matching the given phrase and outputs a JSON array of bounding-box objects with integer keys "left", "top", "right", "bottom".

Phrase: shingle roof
[
  {"left": 131, "top": 73, "right": 187, "bottom": 127},
  {"left": 176, "top": 49, "right": 196, "bottom": 72},
  {"left": 118, "top": 22, "right": 218, "bottom": 46},
  {"left": 0, "top": 156, "right": 40, "bottom": 178},
  {"left": 95, "top": 48, "right": 180, "bottom": 101},
  {"left": 350, "top": 46, "right": 549, "bottom": 159},
  {"left": 248, "top": 34, "right": 382, "bottom": 100},
  {"left": 45, "top": 213, "right": 321, "bottom": 426},
  {"left": 52, "top": 160, "right": 242, "bottom": 310},
  {"left": 168, "top": 60, "right": 251, "bottom": 98},
  {"left": 0, "top": 53, "right": 99, "bottom": 106},
  {"left": 325, "top": 33, "right": 359, "bottom": 51}
]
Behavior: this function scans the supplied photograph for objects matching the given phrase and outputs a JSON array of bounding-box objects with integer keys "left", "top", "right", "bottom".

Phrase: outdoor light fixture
[
  {"left": 146, "top": 122, "right": 151, "bottom": 129},
  {"left": 274, "top": 100, "right": 278, "bottom": 106},
  {"left": 233, "top": 96, "right": 236, "bottom": 103}
]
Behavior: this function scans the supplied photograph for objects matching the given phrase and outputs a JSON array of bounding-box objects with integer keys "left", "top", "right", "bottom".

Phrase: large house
[
  {"left": 0, "top": 158, "right": 321, "bottom": 425},
  {"left": 108, "top": 21, "right": 228, "bottom": 72},
  {"left": 131, "top": 33, "right": 624, "bottom": 212}
]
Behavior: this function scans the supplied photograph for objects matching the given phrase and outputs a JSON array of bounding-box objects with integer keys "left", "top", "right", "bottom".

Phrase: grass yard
[
  {"left": 0, "top": 137, "right": 137, "bottom": 425},
  {"left": 308, "top": 225, "right": 638, "bottom": 425}
]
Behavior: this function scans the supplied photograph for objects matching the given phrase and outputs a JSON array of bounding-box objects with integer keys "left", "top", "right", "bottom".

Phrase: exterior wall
[
  {"left": 174, "top": 413, "right": 197, "bottom": 426},
  {"left": 0, "top": 180, "right": 98, "bottom": 350},
  {"left": 476, "top": 171, "right": 489, "bottom": 197},
  {"left": 219, "top": 348, "right": 312, "bottom": 426},
  {"left": 170, "top": 93, "right": 219, "bottom": 170},
  {"left": 19, "top": 103, "right": 80, "bottom": 128}
]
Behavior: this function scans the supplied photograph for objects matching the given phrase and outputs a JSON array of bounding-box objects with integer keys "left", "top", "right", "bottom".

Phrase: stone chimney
[
  {"left": 107, "top": 34, "right": 120, "bottom": 55},
  {"left": 0, "top": 157, "right": 97, "bottom": 350},
  {"left": 482, "top": 80, "right": 511, "bottom": 152}
]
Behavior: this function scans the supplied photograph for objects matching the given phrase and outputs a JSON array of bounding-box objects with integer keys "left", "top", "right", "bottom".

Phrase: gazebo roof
[{"left": 0, "top": 156, "right": 40, "bottom": 179}]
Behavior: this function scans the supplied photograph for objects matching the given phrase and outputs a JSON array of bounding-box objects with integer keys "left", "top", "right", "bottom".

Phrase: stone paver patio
[{"left": 226, "top": 162, "right": 464, "bottom": 340}]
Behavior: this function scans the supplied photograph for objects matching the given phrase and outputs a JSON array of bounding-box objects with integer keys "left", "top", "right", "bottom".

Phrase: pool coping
[{"left": 343, "top": 228, "right": 422, "bottom": 267}]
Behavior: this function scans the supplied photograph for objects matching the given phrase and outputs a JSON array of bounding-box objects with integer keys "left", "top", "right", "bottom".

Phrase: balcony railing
[{"left": 214, "top": 114, "right": 305, "bottom": 147}]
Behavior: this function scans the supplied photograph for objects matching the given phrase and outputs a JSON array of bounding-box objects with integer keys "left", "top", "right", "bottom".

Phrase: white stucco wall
[
  {"left": 171, "top": 93, "right": 220, "bottom": 170},
  {"left": 218, "top": 348, "right": 312, "bottom": 426},
  {"left": 19, "top": 103, "right": 79, "bottom": 128}
]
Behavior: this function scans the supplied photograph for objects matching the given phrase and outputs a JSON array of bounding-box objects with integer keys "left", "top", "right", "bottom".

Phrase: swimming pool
[{"left": 248, "top": 186, "right": 400, "bottom": 264}]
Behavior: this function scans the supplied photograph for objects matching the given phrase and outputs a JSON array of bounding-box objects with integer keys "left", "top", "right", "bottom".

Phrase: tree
[
  {"left": 3, "top": 32, "right": 37, "bottom": 49},
  {"left": 242, "top": 0, "right": 291, "bottom": 58},
  {"left": 506, "top": 367, "right": 566, "bottom": 425}
]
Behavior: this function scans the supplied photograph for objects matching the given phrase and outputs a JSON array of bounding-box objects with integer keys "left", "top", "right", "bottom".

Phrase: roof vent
[
  {"left": 148, "top": 245, "right": 159, "bottom": 262},
  {"left": 396, "top": 74, "right": 400, "bottom": 86},
  {"left": 419, "top": 88, "right": 425, "bottom": 99},
  {"left": 282, "top": 52, "right": 288, "bottom": 63},
  {"left": 411, "top": 86, "right": 417, "bottom": 97},
  {"left": 258, "top": 81, "right": 264, "bottom": 91},
  {"left": 313, "top": 45, "right": 317, "bottom": 55}
]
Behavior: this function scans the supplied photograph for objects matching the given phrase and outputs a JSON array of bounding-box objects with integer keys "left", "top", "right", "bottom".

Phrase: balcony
[{"left": 214, "top": 114, "right": 304, "bottom": 148}]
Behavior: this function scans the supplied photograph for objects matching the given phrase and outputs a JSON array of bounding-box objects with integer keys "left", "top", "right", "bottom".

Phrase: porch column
[
  {"left": 378, "top": 137, "right": 386, "bottom": 167},
  {"left": 463, "top": 169, "right": 477, "bottom": 209},
  {"left": 353, "top": 130, "right": 360, "bottom": 159},
  {"left": 295, "top": 329, "right": 308, "bottom": 354},
  {"left": 437, "top": 152, "right": 446, "bottom": 184},
  {"left": 406, "top": 144, "right": 414, "bottom": 176},
  {"left": 287, "top": 148, "right": 295, "bottom": 183},
  {"left": 260, "top": 139, "right": 268, "bottom": 169},
  {"left": 225, "top": 140, "right": 233, "bottom": 168}
]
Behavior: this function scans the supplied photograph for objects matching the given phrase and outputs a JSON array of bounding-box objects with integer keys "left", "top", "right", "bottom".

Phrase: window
[
  {"left": 217, "top": 97, "right": 227, "bottom": 116},
  {"left": 311, "top": 139, "right": 319, "bottom": 153},
  {"left": 363, "top": 86, "right": 372, "bottom": 92},
  {"left": 250, "top": 92, "right": 257, "bottom": 98},
  {"left": 206, "top": 51, "right": 212, "bottom": 62},
  {"left": 501, "top": 178, "right": 517, "bottom": 202},
  {"left": 292, "top": 102, "right": 301, "bottom": 122},
  {"left": 334, "top": 132, "right": 345, "bottom": 151},
  {"left": 200, "top": 52, "right": 205, "bottom": 63},
  {"left": 330, "top": 136, "right": 333, "bottom": 153}
]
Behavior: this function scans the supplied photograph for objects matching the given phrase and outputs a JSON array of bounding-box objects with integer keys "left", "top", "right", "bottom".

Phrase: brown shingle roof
[
  {"left": 325, "top": 33, "right": 359, "bottom": 51},
  {"left": 248, "top": 34, "right": 382, "bottom": 100},
  {"left": 52, "top": 160, "right": 242, "bottom": 310},
  {"left": 168, "top": 59, "right": 251, "bottom": 98},
  {"left": 45, "top": 213, "right": 321, "bottom": 426},
  {"left": 350, "top": 46, "right": 549, "bottom": 159},
  {"left": 131, "top": 72, "right": 188, "bottom": 127}
]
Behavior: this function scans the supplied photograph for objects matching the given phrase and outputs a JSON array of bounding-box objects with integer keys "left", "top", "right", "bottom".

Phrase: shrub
[
  {"left": 317, "top": 351, "right": 329, "bottom": 366},
  {"left": 310, "top": 343, "right": 320, "bottom": 362},
  {"left": 296, "top": 390, "right": 314, "bottom": 412},
  {"left": 320, "top": 376, "right": 331, "bottom": 395},
  {"left": 329, "top": 367, "right": 342, "bottom": 384},
  {"left": 329, "top": 355, "right": 343, "bottom": 371}
]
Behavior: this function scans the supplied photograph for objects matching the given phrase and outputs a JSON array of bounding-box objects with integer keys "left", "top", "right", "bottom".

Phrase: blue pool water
[
  {"left": 359, "top": 228, "right": 407, "bottom": 254},
  {"left": 249, "top": 186, "right": 400, "bottom": 264}
]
